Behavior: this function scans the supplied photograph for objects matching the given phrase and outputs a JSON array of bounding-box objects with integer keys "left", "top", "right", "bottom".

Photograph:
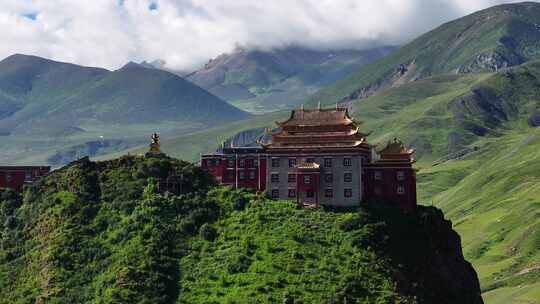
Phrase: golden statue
[{"left": 149, "top": 132, "right": 161, "bottom": 153}]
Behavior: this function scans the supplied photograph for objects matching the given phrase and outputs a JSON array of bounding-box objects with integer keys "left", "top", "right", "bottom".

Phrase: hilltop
[
  {"left": 0, "top": 155, "right": 482, "bottom": 303},
  {"left": 0, "top": 54, "right": 249, "bottom": 165},
  {"left": 309, "top": 2, "right": 540, "bottom": 105}
]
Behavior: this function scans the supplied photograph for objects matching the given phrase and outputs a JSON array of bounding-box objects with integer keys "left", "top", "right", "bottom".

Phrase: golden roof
[
  {"left": 277, "top": 107, "right": 354, "bottom": 127},
  {"left": 376, "top": 138, "right": 415, "bottom": 155}
]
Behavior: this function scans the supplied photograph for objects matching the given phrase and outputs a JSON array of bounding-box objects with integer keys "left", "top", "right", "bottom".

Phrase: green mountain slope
[
  {"left": 0, "top": 54, "right": 249, "bottom": 165},
  {"left": 131, "top": 60, "right": 540, "bottom": 303},
  {"left": 186, "top": 46, "right": 395, "bottom": 113},
  {"left": 0, "top": 155, "right": 482, "bottom": 303},
  {"left": 309, "top": 2, "right": 540, "bottom": 106}
]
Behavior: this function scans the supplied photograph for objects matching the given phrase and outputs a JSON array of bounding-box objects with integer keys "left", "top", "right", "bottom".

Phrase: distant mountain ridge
[
  {"left": 310, "top": 1, "right": 540, "bottom": 105},
  {"left": 181, "top": 46, "right": 395, "bottom": 113},
  {"left": 0, "top": 54, "right": 249, "bottom": 164}
]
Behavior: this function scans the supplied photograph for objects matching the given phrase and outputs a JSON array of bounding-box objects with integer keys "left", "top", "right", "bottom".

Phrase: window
[
  {"left": 344, "top": 172, "right": 352, "bottom": 183},
  {"left": 397, "top": 171, "right": 405, "bottom": 181},
  {"left": 374, "top": 171, "right": 382, "bottom": 180},
  {"left": 271, "top": 173, "right": 280, "bottom": 183},
  {"left": 397, "top": 186, "right": 405, "bottom": 195},
  {"left": 344, "top": 188, "right": 353, "bottom": 198},
  {"left": 239, "top": 159, "right": 245, "bottom": 168},
  {"left": 271, "top": 189, "right": 280, "bottom": 199},
  {"left": 228, "top": 159, "right": 235, "bottom": 168},
  {"left": 6, "top": 173, "right": 12, "bottom": 183},
  {"left": 306, "top": 157, "right": 315, "bottom": 163},
  {"left": 207, "top": 159, "right": 214, "bottom": 167},
  {"left": 239, "top": 171, "right": 245, "bottom": 180},
  {"left": 343, "top": 157, "right": 352, "bottom": 167},
  {"left": 306, "top": 190, "right": 314, "bottom": 198},
  {"left": 324, "top": 158, "right": 332, "bottom": 168},
  {"left": 245, "top": 159, "right": 253, "bottom": 168},
  {"left": 374, "top": 187, "right": 382, "bottom": 195},
  {"left": 288, "top": 189, "right": 296, "bottom": 198},
  {"left": 324, "top": 173, "right": 333, "bottom": 183},
  {"left": 249, "top": 170, "right": 256, "bottom": 180},
  {"left": 272, "top": 158, "right": 280, "bottom": 168},
  {"left": 215, "top": 159, "right": 221, "bottom": 166},
  {"left": 254, "top": 159, "right": 259, "bottom": 167},
  {"left": 25, "top": 171, "right": 32, "bottom": 181},
  {"left": 288, "top": 158, "right": 297, "bottom": 168},
  {"left": 226, "top": 170, "right": 235, "bottom": 180},
  {"left": 303, "top": 176, "right": 311, "bottom": 184},
  {"left": 325, "top": 188, "right": 333, "bottom": 198},
  {"left": 288, "top": 174, "right": 296, "bottom": 183}
]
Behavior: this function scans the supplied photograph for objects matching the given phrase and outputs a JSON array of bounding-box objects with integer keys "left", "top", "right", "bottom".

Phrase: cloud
[{"left": 0, "top": 0, "right": 535, "bottom": 70}]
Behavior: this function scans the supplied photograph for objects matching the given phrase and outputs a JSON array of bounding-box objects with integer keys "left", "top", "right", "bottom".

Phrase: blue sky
[{"left": 1, "top": 0, "right": 535, "bottom": 70}]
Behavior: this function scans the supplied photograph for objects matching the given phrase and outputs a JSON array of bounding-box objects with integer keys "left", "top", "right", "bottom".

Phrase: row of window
[
  {"left": 271, "top": 188, "right": 353, "bottom": 199},
  {"left": 206, "top": 158, "right": 260, "bottom": 168},
  {"left": 374, "top": 186, "right": 406, "bottom": 195},
  {"left": 272, "top": 157, "right": 353, "bottom": 168},
  {"left": 374, "top": 171, "right": 406, "bottom": 181},
  {"left": 2, "top": 172, "right": 33, "bottom": 183},
  {"left": 270, "top": 172, "right": 353, "bottom": 183}
]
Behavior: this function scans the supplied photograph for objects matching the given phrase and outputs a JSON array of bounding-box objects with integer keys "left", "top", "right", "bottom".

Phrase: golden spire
[{"left": 149, "top": 132, "right": 161, "bottom": 153}]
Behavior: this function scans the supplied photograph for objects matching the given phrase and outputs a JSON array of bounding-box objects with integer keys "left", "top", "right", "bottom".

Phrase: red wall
[
  {"left": 201, "top": 156, "right": 266, "bottom": 191},
  {"left": 0, "top": 166, "right": 50, "bottom": 192},
  {"left": 364, "top": 165, "right": 417, "bottom": 210}
]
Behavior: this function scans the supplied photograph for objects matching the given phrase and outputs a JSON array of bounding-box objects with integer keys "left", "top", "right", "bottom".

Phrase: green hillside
[
  {"left": 0, "top": 155, "right": 482, "bottom": 303},
  {"left": 186, "top": 46, "right": 394, "bottom": 113},
  {"left": 135, "top": 60, "right": 540, "bottom": 303},
  {"left": 309, "top": 2, "right": 540, "bottom": 106},
  {"left": 0, "top": 54, "right": 249, "bottom": 165}
]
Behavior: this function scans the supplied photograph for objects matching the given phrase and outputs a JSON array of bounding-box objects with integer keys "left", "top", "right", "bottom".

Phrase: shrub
[{"left": 199, "top": 223, "right": 217, "bottom": 241}]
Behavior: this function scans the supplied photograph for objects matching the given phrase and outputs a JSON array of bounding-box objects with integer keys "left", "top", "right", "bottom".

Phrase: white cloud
[{"left": 0, "top": 0, "right": 534, "bottom": 70}]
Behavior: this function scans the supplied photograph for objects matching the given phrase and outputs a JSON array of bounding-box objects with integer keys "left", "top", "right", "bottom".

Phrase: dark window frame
[
  {"left": 344, "top": 172, "right": 352, "bottom": 183},
  {"left": 288, "top": 189, "right": 296, "bottom": 198},
  {"left": 325, "top": 188, "right": 333, "bottom": 198},
  {"left": 344, "top": 188, "right": 353, "bottom": 198},
  {"left": 324, "top": 158, "right": 332, "bottom": 168},
  {"left": 288, "top": 173, "right": 296, "bottom": 183}
]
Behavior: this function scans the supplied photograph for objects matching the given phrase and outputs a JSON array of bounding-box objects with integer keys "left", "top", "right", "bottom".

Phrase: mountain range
[
  {"left": 0, "top": 55, "right": 249, "bottom": 165},
  {"left": 157, "top": 46, "right": 395, "bottom": 113}
]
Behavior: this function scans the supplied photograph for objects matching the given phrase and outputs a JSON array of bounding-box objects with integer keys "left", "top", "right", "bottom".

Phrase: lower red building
[
  {"left": 0, "top": 166, "right": 51, "bottom": 192},
  {"left": 201, "top": 107, "right": 417, "bottom": 210}
]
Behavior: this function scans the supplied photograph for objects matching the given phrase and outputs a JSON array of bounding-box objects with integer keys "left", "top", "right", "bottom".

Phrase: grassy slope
[
  {"left": 137, "top": 62, "right": 540, "bottom": 303},
  {"left": 0, "top": 157, "right": 482, "bottom": 303},
  {"left": 308, "top": 2, "right": 540, "bottom": 106}
]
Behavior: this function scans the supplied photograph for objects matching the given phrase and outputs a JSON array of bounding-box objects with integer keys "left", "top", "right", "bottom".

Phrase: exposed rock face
[
  {"left": 458, "top": 49, "right": 523, "bottom": 73},
  {"left": 376, "top": 206, "right": 484, "bottom": 304},
  {"left": 219, "top": 127, "right": 268, "bottom": 149}
]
